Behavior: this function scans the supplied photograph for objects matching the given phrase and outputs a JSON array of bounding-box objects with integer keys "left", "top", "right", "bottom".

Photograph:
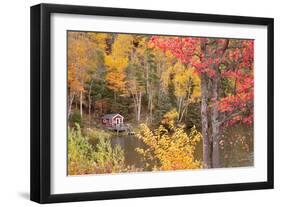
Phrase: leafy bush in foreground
[
  {"left": 68, "top": 124, "right": 125, "bottom": 175},
  {"left": 136, "top": 123, "right": 202, "bottom": 171}
]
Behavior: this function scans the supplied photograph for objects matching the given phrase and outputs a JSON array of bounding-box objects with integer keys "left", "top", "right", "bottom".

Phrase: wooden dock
[{"left": 105, "top": 124, "right": 135, "bottom": 135}]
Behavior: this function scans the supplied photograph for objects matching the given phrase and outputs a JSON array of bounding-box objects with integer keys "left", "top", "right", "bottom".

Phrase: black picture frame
[{"left": 30, "top": 3, "right": 274, "bottom": 204}]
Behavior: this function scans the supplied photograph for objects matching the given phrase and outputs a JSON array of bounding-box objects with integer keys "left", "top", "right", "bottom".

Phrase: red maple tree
[{"left": 150, "top": 36, "right": 254, "bottom": 167}]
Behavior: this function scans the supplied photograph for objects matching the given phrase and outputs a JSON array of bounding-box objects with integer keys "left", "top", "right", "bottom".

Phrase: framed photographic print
[{"left": 30, "top": 3, "right": 274, "bottom": 203}]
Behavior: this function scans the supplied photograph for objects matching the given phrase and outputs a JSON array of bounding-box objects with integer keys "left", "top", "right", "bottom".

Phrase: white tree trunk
[
  {"left": 137, "top": 92, "right": 142, "bottom": 123},
  {"left": 68, "top": 93, "right": 75, "bottom": 119},
  {"left": 80, "top": 91, "right": 83, "bottom": 118}
]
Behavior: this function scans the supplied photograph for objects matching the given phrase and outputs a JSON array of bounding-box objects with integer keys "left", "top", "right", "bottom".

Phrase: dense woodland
[{"left": 67, "top": 31, "right": 254, "bottom": 175}]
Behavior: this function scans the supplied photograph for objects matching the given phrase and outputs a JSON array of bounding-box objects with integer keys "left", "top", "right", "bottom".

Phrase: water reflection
[{"left": 110, "top": 135, "right": 146, "bottom": 168}]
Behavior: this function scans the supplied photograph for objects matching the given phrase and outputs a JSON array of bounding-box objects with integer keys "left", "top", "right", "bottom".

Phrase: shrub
[
  {"left": 161, "top": 108, "right": 178, "bottom": 125},
  {"left": 68, "top": 123, "right": 125, "bottom": 175},
  {"left": 68, "top": 124, "right": 95, "bottom": 175},
  {"left": 84, "top": 127, "right": 111, "bottom": 144},
  {"left": 92, "top": 137, "right": 125, "bottom": 173},
  {"left": 136, "top": 122, "right": 202, "bottom": 171}
]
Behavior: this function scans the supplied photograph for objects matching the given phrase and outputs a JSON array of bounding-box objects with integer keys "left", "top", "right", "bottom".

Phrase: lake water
[{"left": 110, "top": 135, "right": 147, "bottom": 168}]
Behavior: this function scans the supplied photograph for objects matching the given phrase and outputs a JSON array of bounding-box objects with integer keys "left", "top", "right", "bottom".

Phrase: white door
[{"left": 116, "top": 118, "right": 120, "bottom": 125}]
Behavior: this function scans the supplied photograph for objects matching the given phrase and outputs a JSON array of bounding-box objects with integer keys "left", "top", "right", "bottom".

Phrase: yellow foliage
[
  {"left": 136, "top": 123, "right": 203, "bottom": 171},
  {"left": 67, "top": 32, "right": 107, "bottom": 94},
  {"left": 87, "top": 32, "right": 108, "bottom": 49},
  {"left": 104, "top": 55, "right": 128, "bottom": 71},
  {"left": 169, "top": 61, "right": 201, "bottom": 100},
  {"left": 160, "top": 68, "right": 171, "bottom": 92},
  {"left": 105, "top": 34, "right": 134, "bottom": 93},
  {"left": 111, "top": 34, "right": 134, "bottom": 57},
  {"left": 68, "top": 63, "right": 84, "bottom": 93},
  {"left": 105, "top": 71, "right": 127, "bottom": 92},
  {"left": 161, "top": 108, "right": 179, "bottom": 125}
]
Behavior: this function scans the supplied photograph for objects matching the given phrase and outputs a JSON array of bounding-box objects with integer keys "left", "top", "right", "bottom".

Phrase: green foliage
[
  {"left": 69, "top": 109, "right": 82, "bottom": 127},
  {"left": 184, "top": 103, "right": 201, "bottom": 129},
  {"left": 154, "top": 93, "right": 173, "bottom": 123},
  {"left": 68, "top": 124, "right": 125, "bottom": 175},
  {"left": 84, "top": 127, "right": 111, "bottom": 143},
  {"left": 92, "top": 137, "right": 125, "bottom": 173},
  {"left": 68, "top": 124, "right": 95, "bottom": 175}
]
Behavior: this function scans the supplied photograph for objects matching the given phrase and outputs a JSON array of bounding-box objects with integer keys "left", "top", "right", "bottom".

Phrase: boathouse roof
[{"left": 101, "top": 113, "right": 123, "bottom": 120}]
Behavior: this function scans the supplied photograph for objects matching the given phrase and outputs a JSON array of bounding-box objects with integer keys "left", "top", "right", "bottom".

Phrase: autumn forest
[{"left": 67, "top": 31, "right": 254, "bottom": 175}]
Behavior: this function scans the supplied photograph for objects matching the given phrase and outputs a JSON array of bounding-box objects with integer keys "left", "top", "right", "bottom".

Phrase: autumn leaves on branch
[
  {"left": 67, "top": 32, "right": 254, "bottom": 168},
  {"left": 151, "top": 36, "right": 254, "bottom": 168}
]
